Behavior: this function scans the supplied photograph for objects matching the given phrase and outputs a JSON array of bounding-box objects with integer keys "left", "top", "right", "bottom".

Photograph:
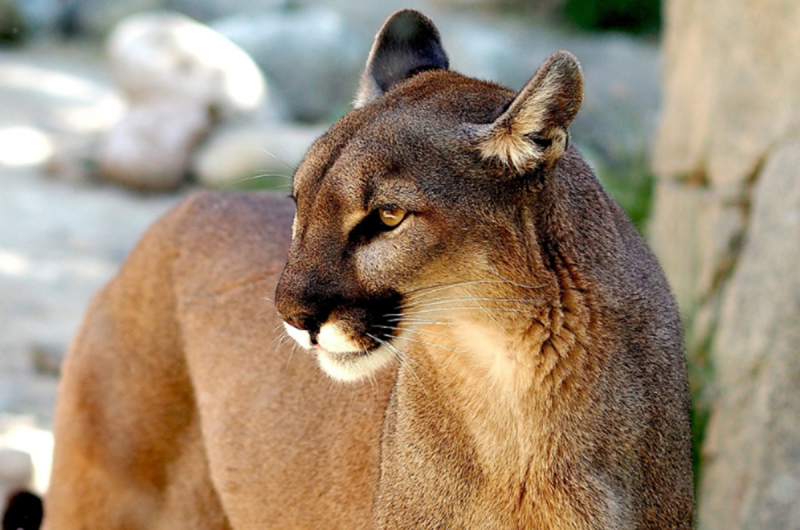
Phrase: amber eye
[{"left": 378, "top": 207, "right": 406, "bottom": 228}]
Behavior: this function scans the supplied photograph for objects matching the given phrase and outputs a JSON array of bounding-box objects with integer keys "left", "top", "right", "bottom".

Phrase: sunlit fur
[{"left": 44, "top": 10, "right": 693, "bottom": 530}]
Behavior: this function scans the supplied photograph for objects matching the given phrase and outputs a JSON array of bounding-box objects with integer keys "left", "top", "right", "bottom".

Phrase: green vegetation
[
  {"left": 0, "top": 0, "right": 26, "bottom": 45},
  {"left": 595, "top": 156, "right": 655, "bottom": 234},
  {"left": 564, "top": 0, "right": 661, "bottom": 33}
]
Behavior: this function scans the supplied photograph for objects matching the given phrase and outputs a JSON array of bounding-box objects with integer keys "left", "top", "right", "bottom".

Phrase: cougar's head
[{"left": 275, "top": 10, "right": 583, "bottom": 382}]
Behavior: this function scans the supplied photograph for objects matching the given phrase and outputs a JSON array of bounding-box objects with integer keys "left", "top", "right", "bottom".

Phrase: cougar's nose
[{"left": 282, "top": 312, "right": 321, "bottom": 334}]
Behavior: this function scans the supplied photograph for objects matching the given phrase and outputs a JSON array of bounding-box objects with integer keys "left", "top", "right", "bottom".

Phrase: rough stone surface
[
  {"left": 14, "top": 0, "right": 60, "bottom": 35},
  {"left": 647, "top": 180, "right": 743, "bottom": 345},
  {"left": 698, "top": 135, "right": 800, "bottom": 530},
  {"left": 162, "top": 0, "right": 288, "bottom": 22},
  {"left": 99, "top": 98, "right": 210, "bottom": 190},
  {"left": 193, "top": 120, "right": 325, "bottom": 189},
  {"left": 0, "top": 448, "right": 33, "bottom": 484},
  {"left": 0, "top": 448, "right": 33, "bottom": 503},
  {"left": 650, "top": 1, "right": 800, "bottom": 526},
  {"left": 72, "top": 0, "right": 165, "bottom": 37},
  {"left": 653, "top": 0, "right": 800, "bottom": 192},
  {"left": 0, "top": 43, "right": 181, "bottom": 424},
  {"left": 108, "top": 11, "right": 267, "bottom": 119}
]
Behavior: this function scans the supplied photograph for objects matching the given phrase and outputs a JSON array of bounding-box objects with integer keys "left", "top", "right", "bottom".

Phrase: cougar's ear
[
  {"left": 476, "top": 51, "right": 583, "bottom": 175},
  {"left": 354, "top": 10, "right": 449, "bottom": 108}
]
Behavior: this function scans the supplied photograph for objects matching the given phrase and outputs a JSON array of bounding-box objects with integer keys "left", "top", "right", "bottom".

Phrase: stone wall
[{"left": 649, "top": 0, "right": 800, "bottom": 527}]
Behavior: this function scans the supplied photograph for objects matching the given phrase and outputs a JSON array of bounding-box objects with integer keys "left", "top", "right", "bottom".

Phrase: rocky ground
[
  {"left": 0, "top": 5, "right": 660, "bottom": 501},
  {"left": 0, "top": 42, "right": 183, "bottom": 498}
]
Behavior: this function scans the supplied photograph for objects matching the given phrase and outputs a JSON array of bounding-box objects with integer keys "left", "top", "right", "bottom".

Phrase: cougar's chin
[
  {"left": 282, "top": 321, "right": 395, "bottom": 382},
  {"left": 315, "top": 345, "right": 395, "bottom": 382}
]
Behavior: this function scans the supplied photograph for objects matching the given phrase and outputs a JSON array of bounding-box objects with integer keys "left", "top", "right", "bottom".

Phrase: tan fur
[
  {"left": 44, "top": 10, "right": 693, "bottom": 530},
  {"left": 478, "top": 51, "right": 581, "bottom": 173},
  {"left": 45, "top": 193, "right": 392, "bottom": 530}
]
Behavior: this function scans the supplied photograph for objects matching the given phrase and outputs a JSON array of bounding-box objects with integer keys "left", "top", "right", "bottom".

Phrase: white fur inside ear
[
  {"left": 478, "top": 57, "right": 575, "bottom": 172},
  {"left": 479, "top": 126, "right": 544, "bottom": 173}
]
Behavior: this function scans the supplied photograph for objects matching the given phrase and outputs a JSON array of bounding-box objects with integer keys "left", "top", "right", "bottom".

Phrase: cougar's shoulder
[
  {"left": 277, "top": 9, "right": 693, "bottom": 528},
  {"left": 45, "top": 9, "right": 693, "bottom": 530}
]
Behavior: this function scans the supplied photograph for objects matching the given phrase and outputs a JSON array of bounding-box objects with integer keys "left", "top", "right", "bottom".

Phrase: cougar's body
[{"left": 44, "top": 10, "right": 694, "bottom": 529}]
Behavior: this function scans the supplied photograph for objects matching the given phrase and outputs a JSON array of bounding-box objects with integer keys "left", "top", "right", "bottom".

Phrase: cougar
[{"left": 42, "top": 10, "right": 694, "bottom": 529}]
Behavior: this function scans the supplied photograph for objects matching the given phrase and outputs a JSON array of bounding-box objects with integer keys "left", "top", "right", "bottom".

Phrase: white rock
[
  {"left": 163, "top": 0, "right": 288, "bottom": 22},
  {"left": 193, "top": 121, "right": 326, "bottom": 189},
  {"left": 99, "top": 99, "right": 210, "bottom": 191},
  {"left": 0, "top": 448, "right": 33, "bottom": 486},
  {"left": 108, "top": 11, "right": 267, "bottom": 119},
  {"left": 212, "top": 6, "right": 365, "bottom": 122}
]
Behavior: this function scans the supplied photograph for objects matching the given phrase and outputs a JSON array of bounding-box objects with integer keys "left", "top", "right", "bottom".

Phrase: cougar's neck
[
  {"left": 404, "top": 254, "right": 605, "bottom": 475},
  {"left": 387, "top": 149, "right": 618, "bottom": 485},
  {"left": 377, "top": 259, "right": 610, "bottom": 528}
]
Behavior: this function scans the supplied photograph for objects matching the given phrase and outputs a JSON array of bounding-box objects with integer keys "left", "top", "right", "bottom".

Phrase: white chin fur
[
  {"left": 316, "top": 345, "right": 395, "bottom": 382},
  {"left": 282, "top": 321, "right": 394, "bottom": 382}
]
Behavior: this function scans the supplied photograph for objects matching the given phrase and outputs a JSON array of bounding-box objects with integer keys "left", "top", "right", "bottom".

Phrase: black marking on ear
[
  {"left": 526, "top": 134, "right": 553, "bottom": 150},
  {"left": 355, "top": 10, "right": 449, "bottom": 107}
]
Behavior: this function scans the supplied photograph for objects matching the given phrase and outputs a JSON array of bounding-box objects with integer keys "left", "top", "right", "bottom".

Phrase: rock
[
  {"left": 698, "top": 135, "right": 800, "bottom": 530},
  {"left": 161, "top": 0, "right": 288, "bottom": 22},
  {"left": 30, "top": 341, "right": 65, "bottom": 377},
  {"left": 212, "top": 6, "right": 366, "bottom": 122},
  {"left": 99, "top": 99, "right": 210, "bottom": 191},
  {"left": 430, "top": 0, "right": 559, "bottom": 11},
  {"left": 15, "top": 0, "right": 65, "bottom": 36},
  {"left": 652, "top": 0, "right": 800, "bottom": 524},
  {"left": 45, "top": 137, "right": 102, "bottom": 186},
  {"left": 70, "top": 0, "right": 165, "bottom": 37},
  {"left": 193, "top": 120, "right": 326, "bottom": 189},
  {"left": 108, "top": 11, "right": 267, "bottom": 120},
  {"left": 648, "top": 179, "right": 744, "bottom": 347},
  {"left": 0, "top": 448, "right": 33, "bottom": 493},
  {"left": 653, "top": 0, "right": 800, "bottom": 193},
  {"left": 445, "top": 20, "right": 525, "bottom": 87}
]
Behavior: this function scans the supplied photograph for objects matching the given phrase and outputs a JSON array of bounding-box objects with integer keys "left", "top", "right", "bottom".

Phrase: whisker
[
  {"left": 404, "top": 279, "right": 546, "bottom": 304},
  {"left": 404, "top": 280, "right": 514, "bottom": 303},
  {"left": 391, "top": 335, "right": 471, "bottom": 358},
  {"left": 285, "top": 340, "right": 300, "bottom": 368},
  {"left": 367, "top": 333, "right": 427, "bottom": 390},
  {"left": 472, "top": 296, "right": 513, "bottom": 338},
  {"left": 237, "top": 172, "right": 292, "bottom": 184},
  {"left": 372, "top": 324, "right": 455, "bottom": 340},
  {"left": 401, "top": 306, "right": 534, "bottom": 316},
  {"left": 383, "top": 314, "right": 453, "bottom": 326},
  {"left": 486, "top": 266, "right": 548, "bottom": 291},
  {"left": 402, "top": 296, "right": 544, "bottom": 310},
  {"left": 256, "top": 148, "right": 298, "bottom": 171}
]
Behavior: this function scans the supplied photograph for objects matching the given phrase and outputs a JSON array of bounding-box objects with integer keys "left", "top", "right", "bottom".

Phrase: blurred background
[{"left": 1, "top": 0, "right": 798, "bottom": 527}]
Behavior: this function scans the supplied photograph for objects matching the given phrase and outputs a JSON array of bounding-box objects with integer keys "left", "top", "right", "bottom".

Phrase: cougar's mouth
[
  {"left": 280, "top": 297, "right": 403, "bottom": 382},
  {"left": 283, "top": 320, "right": 399, "bottom": 382}
]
